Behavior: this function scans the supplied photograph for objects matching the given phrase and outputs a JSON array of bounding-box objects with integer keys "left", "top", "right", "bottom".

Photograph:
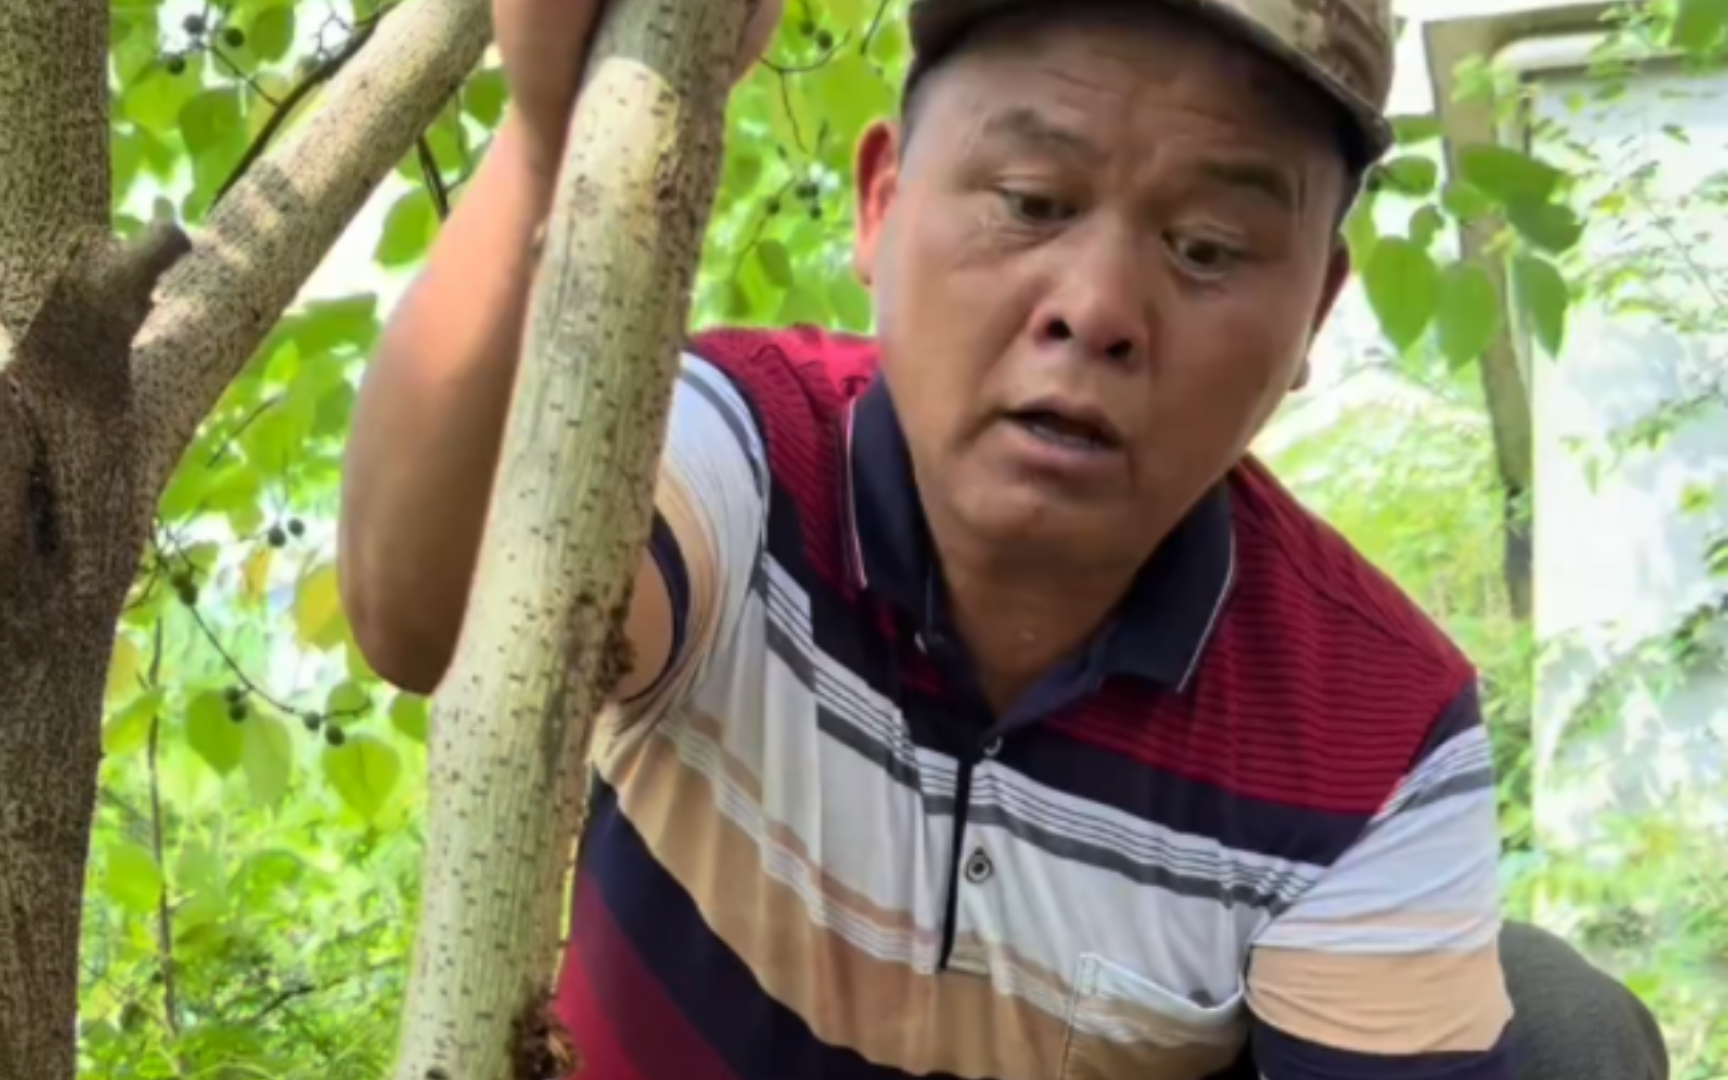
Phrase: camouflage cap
[{"left": 906, "top": 0, "right": 1397, "bottom": 163}]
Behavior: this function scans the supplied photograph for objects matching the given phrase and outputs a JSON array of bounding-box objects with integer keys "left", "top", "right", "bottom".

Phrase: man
[{"left": 339, "top": 0, "right": 1670, "bottom": 1077}]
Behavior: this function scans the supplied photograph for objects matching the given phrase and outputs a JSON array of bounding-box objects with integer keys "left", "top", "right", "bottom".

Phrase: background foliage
[{"left": 82, "top": 0, "right": 1727, "bottom": 1075}]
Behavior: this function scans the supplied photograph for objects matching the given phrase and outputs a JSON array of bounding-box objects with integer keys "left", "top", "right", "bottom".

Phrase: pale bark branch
[
  {"left": 0, "top": 0, "right": 110, "bottom": 333},
  {"left": 389, "top": 1, "right": 756, "bottom": 1076},
  {"left": 131, "top": 0, "right": 493, "bottom": 500}
]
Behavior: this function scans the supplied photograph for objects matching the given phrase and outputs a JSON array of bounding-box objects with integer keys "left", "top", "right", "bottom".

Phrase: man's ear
[
  {"left": 852, "top": 120, "right": 901, "bottom": 287},
  {"left": 1293, "top": 242, "right": 1353, "bottom": 391}
]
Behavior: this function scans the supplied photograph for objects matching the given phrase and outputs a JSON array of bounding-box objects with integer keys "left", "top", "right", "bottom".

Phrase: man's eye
[
  {"left": 999, "top": 190, "right": 1075, "bottom": 224},
  {"left": 1168, "top": 234, "right": 1243, "bottom": 278}
]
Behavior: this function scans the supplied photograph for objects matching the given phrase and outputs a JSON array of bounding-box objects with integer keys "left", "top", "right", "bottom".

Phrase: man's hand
[{"left": 495, "top": 0, "right": 786, "bottom": 174}]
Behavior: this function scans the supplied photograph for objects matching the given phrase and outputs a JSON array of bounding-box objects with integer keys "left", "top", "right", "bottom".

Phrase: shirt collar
[{"left": 843, "top": 374, "right": 1236, "bottom": 691}]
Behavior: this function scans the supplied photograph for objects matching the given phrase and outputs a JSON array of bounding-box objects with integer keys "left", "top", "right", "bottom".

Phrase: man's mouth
[{"left": 1006, "top": 405, "right": 1120, "bottom": 452}]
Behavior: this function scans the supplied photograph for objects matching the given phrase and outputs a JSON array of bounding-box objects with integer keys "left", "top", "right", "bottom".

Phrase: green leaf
[
  {"left": 389, "top": 694, "right": 429, "bottom": 743},
  {"left": 1440, "top": 180, "right": 1496, "bottom": 223},
  {"left": 103, "top": 841, "right": 164, "bottom": 915},
  {"left": 377, "top": 190, "right": 439, "bottom": 268},
  {"left": 1671, "top": 0, "right": 1728, "bottom": 52},
  {"left": 242, "top": 714, "right": 294, "bottom": 807},
  {"left": 1408, "top": 205, "right": 1446, "bottom": 250},
  {"left": 187, "top": 691, "right": 244, "bottom": 775},
  {"left": 326, "top": 680, "right": 371, "bottom": 720},
  {"left": 248, "top": 4, "right": 295, "bottom": 62},
  {"left": 107, "top": 634, "right": 143, "bottom": 701},
  {"left": 464, "top": 68, "right": 509, "bottom": 128},
  {"left": 294, "top": 294, "right": 379, "bottom": 357},
  {"left": 293, "top": 564, "right": 345, "bottom": 650},
  {"left": 1363, "top": 238, "right": 1440, "bottom": 352},
  {"left": 323, "top": 735, "right": 402, "bottom": 821},
  {"left": 1457, "top": 145, "right": 1565, "bottom": 206},
  {"left": 1505, "top": 197, "right": 1584, "bottom": 254},
  {"left": 103, "top": 689, "right": 163, "bottom": 759},
  {"left": 1435, "top": 262, "right": 1501, "bottom": 367},
  {"left": 1378, "top": 155, "right": 1439, "bottom": 197},
  {"left": 1342, "top": 194, "right": 1379, "bottom": 266},
  {"left": 778, "top": 285, "right": 828, "bottom": 327},
  {"left": 756, "top": 240, "right": 794, "bottom": 288},
  {"left": 831, "top": 278, "right": 873, "bottom": 331},
  {"left": 123, "top": 57, "right": 204, "bottom": 136},
  {"left": 179, "top": 87, "right": 244, "bottom": 157},
  {"left": 1512, "top": 253, "right": 1570, "bottom": 357},
  {"left": 1390, "top": 114, "right": 1442, "bottom": 145}
]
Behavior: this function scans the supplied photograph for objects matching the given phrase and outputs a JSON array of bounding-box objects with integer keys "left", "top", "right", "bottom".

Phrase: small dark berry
[
  {"left": 816, "top": 30, "right": 835, "bottom": 50},
  {"left": 224, "top": 686, "right": 244, "bottom": 703},
  {"left": 287, "top": 518, "right": 305, "bottom": 537},
  {"left": 800, "top": 19, "right": 816, "bottom": 36},
  {"left": 303, "top": 712, "right": 324, "bottom": 732},
  {"left": 223, "top": 26, "right": 245, "bottom": 48},
  {"left": 176, "top": 582, "right": 199, "bottom": 607},
  {"left": 796, "top": 181, "right": 818, "bottom": 200},
  {"left": 325, "top": 726, "right": 347, "bottom": 747},
  {"left": 183, "top": 13, "right": 206, "bottom": 35},
  {"left": 809, "top": 205, "right": 823, "bottom": 221},
  {"left": 766, "top": 198, "right": 782, "bottom": 216},
  {"left": 228, "top": 702, "right": 248, "bottom": 723},
  {"left": 267, "top": 526, "right": 287, "bottom": 548},
  {"left": 165, "top": 56, "right": 187, "bottom": 76}
]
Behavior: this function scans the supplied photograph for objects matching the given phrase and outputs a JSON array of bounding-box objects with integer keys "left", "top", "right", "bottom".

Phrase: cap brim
[{"left": 907, "top": 0, "right": 1392, "bottom": 162}]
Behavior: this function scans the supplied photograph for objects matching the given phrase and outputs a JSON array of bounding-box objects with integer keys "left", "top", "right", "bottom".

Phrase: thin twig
[
  {"left": 860, "top": 0, "right": 893, "bottom": 56},
  {"left": 204, "top": 394, "right": 282, "bottom": 467},
  {"left": 416, "top": 136, "right": 451, "bottom": 221},
  {"left": 213, "top": 5, "right": 393, "bottom": 206},
  {"left": 211, "top": 44, "right": 281, "bottom": 106},
  {"left": 146, "top": 621, "right": 181, "bottom": 1040},
  {"left": 730, "top": 176, "right": 800, "bottom": 280},
  {"left": 760, "top": 30, "right": 851, "bottom": 75}
]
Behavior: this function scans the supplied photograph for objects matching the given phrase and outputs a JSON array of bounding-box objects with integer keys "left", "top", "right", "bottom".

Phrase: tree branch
[
  {"left": 0, "top": 0, "right": 111, "bottom": 333},
  {"left": 131, "top": 0, "right": 493, "bottom": 501}
]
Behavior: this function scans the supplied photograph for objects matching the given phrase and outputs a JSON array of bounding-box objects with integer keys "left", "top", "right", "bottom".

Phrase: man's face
[{"left": 853, "top": 7, "right": 1353, "bottom": 575}]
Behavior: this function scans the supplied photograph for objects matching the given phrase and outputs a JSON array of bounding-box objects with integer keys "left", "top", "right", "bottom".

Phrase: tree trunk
[
  {"left": 389, "top": 2, "right": 755, "bottom": 1078},
  {"left": 0, "top": 0, "right": 491, "bottom": 1075}
]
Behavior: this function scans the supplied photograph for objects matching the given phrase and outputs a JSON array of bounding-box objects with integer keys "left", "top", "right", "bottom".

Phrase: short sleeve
[
  {"left": 625, "top": 352, "right": 768, "bottom": 712},
  {"left": 1245, "top": 680, "right": 1516, "bottom": 1080}
]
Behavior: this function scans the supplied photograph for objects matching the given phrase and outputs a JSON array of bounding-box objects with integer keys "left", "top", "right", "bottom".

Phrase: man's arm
[
  {"left": 339, "top": 111, "right": 763, "bottom": 701},
  {"left": 1244, "top": 680, "right": 1516, "bottom": 1080}
]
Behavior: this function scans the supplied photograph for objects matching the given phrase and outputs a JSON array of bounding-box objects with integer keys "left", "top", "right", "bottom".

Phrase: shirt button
[{"left": 964, "top": 848, "right": 994, "bottom": 884}]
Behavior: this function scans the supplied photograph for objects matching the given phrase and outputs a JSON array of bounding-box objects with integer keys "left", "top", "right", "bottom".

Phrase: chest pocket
[{"left": 1059, "top": 954, "right": 1248, "bottom": 1080}]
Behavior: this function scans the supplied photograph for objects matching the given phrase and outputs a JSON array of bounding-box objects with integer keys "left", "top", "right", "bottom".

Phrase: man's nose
[{"left": 1029, "top": 228, "right": 1150, "bottom": 365}]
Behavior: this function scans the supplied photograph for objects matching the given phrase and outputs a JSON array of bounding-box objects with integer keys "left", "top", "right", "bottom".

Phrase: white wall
[{"left": 1515, "top": 61, "right": 1728, "bottom": 861}]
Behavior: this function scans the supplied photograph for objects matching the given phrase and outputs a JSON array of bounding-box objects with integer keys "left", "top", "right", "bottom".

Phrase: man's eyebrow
[
  {"left": 977, "top": 106, "right": 1103, "bottom": 164},
  {"left": 1197, "top": 160, "right": 1305, "bottom": 213}
]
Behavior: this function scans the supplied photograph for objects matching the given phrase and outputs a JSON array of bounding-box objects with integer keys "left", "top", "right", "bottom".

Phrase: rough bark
[
  {"left": 0, "top": 225, "right": 189, "bottom": 1080},
  {"left": 0, "top": 0, "right": 491, "bottom": 1076},
  {"left": 0, "top": 0, "right": 109, "bottom": 333},
  {"left": 389, "top": 2, "right": 755, "bottom": 1078}
]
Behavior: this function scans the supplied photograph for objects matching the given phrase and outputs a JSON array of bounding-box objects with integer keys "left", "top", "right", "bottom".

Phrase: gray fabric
[
  {"left": 1208, "top": 920, "right": 1669, "bottom": 1078},
  {"left": 1500, "top": 921, "right": 1669, "bottom": 1080}
]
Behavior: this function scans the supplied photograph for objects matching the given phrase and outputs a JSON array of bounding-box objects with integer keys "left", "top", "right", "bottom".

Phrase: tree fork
[
  {"left": 0, "top": 226, "right": 189, "bottom": 1080},
  {"left": 390, "top": 2, "right": 757, "bottom": 1077},
  {"left": 0, "top": 0, "right": 492, "bottom": 1074}
]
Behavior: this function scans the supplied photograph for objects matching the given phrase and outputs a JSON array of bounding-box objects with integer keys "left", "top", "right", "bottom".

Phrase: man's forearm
[{"left": 339, "top": 109, "right": 560, "bottom": 692}]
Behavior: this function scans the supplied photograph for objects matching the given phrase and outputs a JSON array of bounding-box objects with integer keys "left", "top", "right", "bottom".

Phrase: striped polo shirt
[{"left": 553, "top": 326, "right": 1515, "bottom": 1080}]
